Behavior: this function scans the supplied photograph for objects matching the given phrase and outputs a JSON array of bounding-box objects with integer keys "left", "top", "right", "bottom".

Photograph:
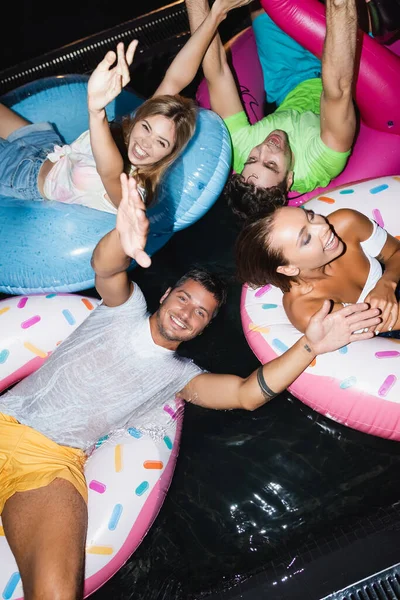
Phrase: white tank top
[
  {"left": 358, "top": 218, "right": 387, "bottom": 302},
  {"left": 43, "top": 130, "right": 146, "bottom": 214},
  {"left": 341, "top": 218, "right": 388, "bottom": 332}
]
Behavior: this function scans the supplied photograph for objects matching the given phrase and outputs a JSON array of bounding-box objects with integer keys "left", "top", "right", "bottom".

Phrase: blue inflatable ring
[{"left": 0, "top": 75, "right": 231, "bottom": 295}]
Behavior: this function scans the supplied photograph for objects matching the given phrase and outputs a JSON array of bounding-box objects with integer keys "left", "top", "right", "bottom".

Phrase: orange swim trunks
[{"left": 0, "top": 413, "right": 87, "bottom": 514}]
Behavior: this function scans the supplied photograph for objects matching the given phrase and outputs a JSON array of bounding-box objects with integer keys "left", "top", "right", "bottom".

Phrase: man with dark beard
[{"left": 0, "top": 174, "right": 381, "bottom": 599}]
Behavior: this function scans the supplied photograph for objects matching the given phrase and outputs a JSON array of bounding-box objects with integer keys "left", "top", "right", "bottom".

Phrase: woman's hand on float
[
  {"left": 364, "top": 279, "right": 398, "bottom": 333},
  {"left": 303, "top": 300, "right": 381, "bottom": 355},
  {"left": 116, "top": 173, "right": 151, "bottom": 268},
  {"left": 88, "top": 40, "right": 138, "bottom": 112}
]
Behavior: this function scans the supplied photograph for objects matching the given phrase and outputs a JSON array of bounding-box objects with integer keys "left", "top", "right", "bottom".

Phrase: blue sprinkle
[
  {"left": 339, "top": 346, "right": 348, "bottom": 354},
  {"left": 163, "top": 436, "right": 173, "bottom": 450},
  {"left": 2, "top": 572, "right": 21, "bottom": 600},
  {"left": 262, "top": 303, "right": 278, "bottom": 310},
  {"left": 0, "top": 349, "right": 10, "bottom": 364},
  {"left": 62, "top": 309, "right": 76, "bottom": 326},
  {"left": 95, "top": 434, "right": 109, "bottom": 448},
  {"left": 128, "top": 427, "right": 142, "bottom": 439},
  {"left": 340, "top": 376, "right": 357, "bottom": 389},
  {"left": 369, "top": 184, "right": 389, "bottom": 194},
  {"left": 135, "top": 481, "right": 149, "bottom": 496},
  {"left": 45, "top": 293, "right": 57, "bottom": 298},
  {"left": 339, "top": 189, "right": 354, "bottom": 195},
  {"left": 108, "top": 504, "right": 123, "bottom": 531},
  {"left": 272, "top": 338, "right": 288, "bottom": 353}
]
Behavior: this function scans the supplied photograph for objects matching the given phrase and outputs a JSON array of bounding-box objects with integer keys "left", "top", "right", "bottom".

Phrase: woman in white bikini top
[{"left": 235, "top": 204, "right": 400, "bottom": 335}]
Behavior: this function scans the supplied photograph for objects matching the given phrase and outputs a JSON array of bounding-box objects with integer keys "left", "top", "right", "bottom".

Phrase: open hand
[
  {"left": 116, "top": 173, "right": 151, "bottom": 268},
  {"left": 88, "top": 40, "right": 138, "bottom": 112},
  {"left": 304, "top": 300, "right": 381, "bottom": 355}
]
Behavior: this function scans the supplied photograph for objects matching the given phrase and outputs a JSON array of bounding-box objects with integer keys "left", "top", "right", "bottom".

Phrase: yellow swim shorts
[{"left": 0, "top": 413, "right": 87, "bottom": 514}]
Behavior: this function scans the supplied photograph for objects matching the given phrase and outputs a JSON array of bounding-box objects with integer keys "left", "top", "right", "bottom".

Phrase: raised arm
[
  {"left": 184, "top": 0, "right": 245, "bottom": 118},
  {"left": 91, "top": 173, "right": 151, "bottom": 307},
  {"left": 320, "top": 0, "right": 357, "bottom": 152},
  {"left": 87, "top": 40, "right": 138, "bottom": 208},
  {"left": 180, "top": 301, "right": 380, "bottom": 410}
]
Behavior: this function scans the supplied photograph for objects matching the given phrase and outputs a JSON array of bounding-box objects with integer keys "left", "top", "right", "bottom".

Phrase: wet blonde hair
[{"left": 113, "top": 94, "right": 197, "bottom": 208}]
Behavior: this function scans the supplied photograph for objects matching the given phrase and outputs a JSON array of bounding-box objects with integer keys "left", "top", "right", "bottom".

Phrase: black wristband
[{"left": 257, "top": 366, "right": 277, "bottom": 400}]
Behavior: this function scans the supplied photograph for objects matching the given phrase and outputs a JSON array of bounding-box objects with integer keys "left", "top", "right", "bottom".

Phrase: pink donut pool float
[
  {"left": 196, "top": 0, "right": 400, "bottom": 206},
  {"left": 241, "top": 175, "right": 400, "bottom": 441},
  {"left": 0, "top": 293, "right": 183, "bottom": 598}
]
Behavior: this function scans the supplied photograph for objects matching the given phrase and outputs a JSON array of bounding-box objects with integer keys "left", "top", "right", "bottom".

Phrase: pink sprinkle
[
  {"left": 375, "top": 351, "right": 400, "bottom": 359},
  {"left": 163, "top": 404, "right": 177, "bottom": 420},
  {"left": 372, "top": 208, "right": 384, "bottom": 228},
  {"left": 378, "top": 374, "right": 397, "bottom": 397},
  {"left": 255, "top": 285, "right": 271, "bottom": 298},
  {"left": 17, "top": 297, "right": 28, "bottom": 309},
  {"left": 21, "top": 315, "right": 41, "bottom": 329},
  {"left": 89, "top": 480, "right": 107, "bottom": 494}
]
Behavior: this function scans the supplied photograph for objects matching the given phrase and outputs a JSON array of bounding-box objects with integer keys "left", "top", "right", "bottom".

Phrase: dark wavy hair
[
  {"left": 172, "top": 267, "right": 228, "bottom": 319},
  {"left": 223, "top": 173, "right": 288, "bottom": 221},
  {"left": 235, "top": 206, "right": 297, "bottom": 293}
]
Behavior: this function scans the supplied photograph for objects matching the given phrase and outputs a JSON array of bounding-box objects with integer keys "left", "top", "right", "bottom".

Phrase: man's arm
[
  {"left": 180, "top": 300, "right": 381, "bottom": 410},
  {"left": 320, "top": 0, "right": 358, "bottom": 152},
  {"left": 185, "top": 0, "right": 244, "bottom": 119},
  {"left": 91, "top": 174, "right": 151, "bottom": 307}
]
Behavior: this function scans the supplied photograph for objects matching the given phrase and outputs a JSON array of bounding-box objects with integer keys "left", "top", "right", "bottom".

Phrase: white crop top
[
  {"left": 43, "top": 130, "right": 146, "bottom": 214},
  {"left": 358, "top": 218, "right": 387, "bottom": 302}
]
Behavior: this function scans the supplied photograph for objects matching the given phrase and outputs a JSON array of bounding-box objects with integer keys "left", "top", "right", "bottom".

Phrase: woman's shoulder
[
  {"left": 328, "top": 207, "right": 362, "bottom": 227},
  {"left": 328, "top": 208, "right": 374, "bottom": 241},
  {"left": 283, "top": 285, "right": 324, "bottom": 333}
]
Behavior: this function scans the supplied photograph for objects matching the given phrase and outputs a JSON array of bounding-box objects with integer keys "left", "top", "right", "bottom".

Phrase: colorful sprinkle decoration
[
  {"left": 2, "top": 572, "right": 21, "bottom": 600},
  {"left": 340, "top": 376, "right": 357, "bottom": 390},
  {"left": 86, "top": 545, "right": 114, "bottom": 555},
  {"left": 255, "top": 285, "right": 271, "bottom": 298},
  {"left": 21, "top": 315, "right": 41, "bottom": 329},
  {"left": 163, "top": 436, "right": 173, "bottom": 450},
  {"left": 369, "top": 184, "right": 389, "bottom": 194},
  {"left": 143, "top": 460, "right": 163, "bottom": 470},
  {"left": 17, "top": 297, "right": 28, "bottom": 309},
  {"left": 108, "top": 504, "right": 123, "bottom": 531},
  {"left": 0, "top": 350, "right": 10, "bottom": 364},
  {"left": 378, "top": 374, "right": 397, "bottom": 397},
  {"left": 89, "top": 480, "right": 107, "bottom": 494},
  {"left": 135, "top": 481, "right": 150, "bottom": 496}
]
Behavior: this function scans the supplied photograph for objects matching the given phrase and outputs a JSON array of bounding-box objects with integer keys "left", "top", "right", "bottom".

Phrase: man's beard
[{"left": 156, "top": 309, "right": 192, "bottom": 343}]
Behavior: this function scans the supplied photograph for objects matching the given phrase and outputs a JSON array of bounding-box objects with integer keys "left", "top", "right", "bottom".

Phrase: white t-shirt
[{"left": 0, "top": 285, "right": 202, "bottom": 451}]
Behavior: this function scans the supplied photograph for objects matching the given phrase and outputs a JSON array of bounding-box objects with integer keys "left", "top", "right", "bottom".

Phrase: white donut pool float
[
  {"left": 241, "top": 175, "right": 400, "bottom": 441},
  {"left": 0, "top": 293, "right": 183, "bottom": 598}
]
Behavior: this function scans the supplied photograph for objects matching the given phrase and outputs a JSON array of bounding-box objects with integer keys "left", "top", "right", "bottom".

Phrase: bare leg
[
  {"left": 0, "top": 103, "right": 31, "bottom": 139},
  {"left": 2, "top": 478, "right": 88, "bottom": 600}
]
